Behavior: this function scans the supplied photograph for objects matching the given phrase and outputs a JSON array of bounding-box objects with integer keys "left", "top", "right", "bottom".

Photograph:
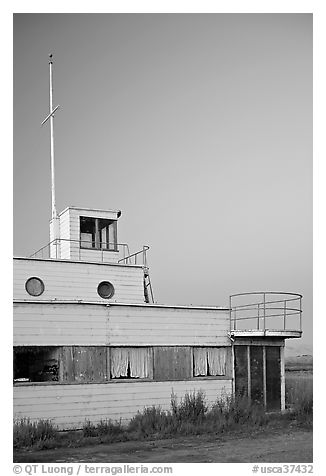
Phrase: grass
[
  {"left": 285, "top": 371, "right": 313, "bottom": 424},
  {"left": 13, "top": 418, "right": 57, "bottom": 449},
  {"left": 14, "top": 380, "right": 313, "bottom": 451}
]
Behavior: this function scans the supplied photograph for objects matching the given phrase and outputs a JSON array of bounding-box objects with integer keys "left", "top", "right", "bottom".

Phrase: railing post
[
  {"left": 143, "top": 246, "right": 147, "bottom": 268},
  {"left": 229, "top": 295, "right": 232, "bottom": 331},
  {"left": 283, "top": 300, "right": 287, "bottom": 330},
  {"left": 263, "top": 292, "right": 266, "bottom": 331},
  {"left": 257, "top": 303, "right": 260, "bottom": 330},
  {"left": 300, "top": 297, "right": 302, "bottom": 332}
]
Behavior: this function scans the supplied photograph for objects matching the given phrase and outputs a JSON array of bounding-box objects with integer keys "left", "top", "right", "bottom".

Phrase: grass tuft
[
  {"left": 13, "top": 418, "right": 57, "bottom": 449},
  {"left": 286, "top": 374, "right": 313, "bottom": 423}
]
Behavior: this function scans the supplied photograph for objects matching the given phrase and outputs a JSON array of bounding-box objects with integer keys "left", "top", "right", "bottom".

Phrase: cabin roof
[{"left": 58, "top": 206, "right": 122, "bottom": 218}]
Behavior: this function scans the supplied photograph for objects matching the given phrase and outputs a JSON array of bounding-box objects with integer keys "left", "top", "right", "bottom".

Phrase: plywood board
[
  {"left": 61, "top": 347, "right": 108, "bottom": 383},
  {"left": 266, "top": 346, "right": 281, "bottom": 411},
  {"left": 153, "top": 347, "right": 192, "bottom": 381}
]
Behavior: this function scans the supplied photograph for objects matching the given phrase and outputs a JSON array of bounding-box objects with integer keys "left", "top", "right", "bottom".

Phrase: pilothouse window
[{"left": 80, "top": 217, "right": 117, "bottom": 251}]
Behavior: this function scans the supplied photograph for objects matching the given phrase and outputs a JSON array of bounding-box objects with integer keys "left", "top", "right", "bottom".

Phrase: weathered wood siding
[
  {"left": 14, "top": 303, "right": 108, "bottom": 346},
  {"left": 13, "top": 258, "right": 145, "bottom": 304},
  {"left": 13, "top": 379, "right": 232, "bottom": 429},
  {"left": 108, "top": 305, "right": 230, "bottom": 346}
]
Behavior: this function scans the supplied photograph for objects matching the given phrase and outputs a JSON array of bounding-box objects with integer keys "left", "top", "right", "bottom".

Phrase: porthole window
[
  {"left": 97, "top": 281, "right": 115, "bottom": 299},
  {"left": 25, "top": 277, "right": 45, "bottom": 297}
]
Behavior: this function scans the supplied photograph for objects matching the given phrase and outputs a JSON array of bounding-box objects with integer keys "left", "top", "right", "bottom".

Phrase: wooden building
[{"left": 13, "top": 206, "right": 302, "bottom": 429}]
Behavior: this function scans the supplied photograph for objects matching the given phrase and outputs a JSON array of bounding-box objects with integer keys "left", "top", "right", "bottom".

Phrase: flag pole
[
  {"left": 49, "top": 54, "right": 57, "bottom": 220},
  {"left": 41, "top": 54, "right": 61, "bottom": 255}
]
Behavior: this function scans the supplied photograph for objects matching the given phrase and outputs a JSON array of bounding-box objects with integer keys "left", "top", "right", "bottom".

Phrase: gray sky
[{"left": 13, "top": 13, "right": 312, "bottom": 351}]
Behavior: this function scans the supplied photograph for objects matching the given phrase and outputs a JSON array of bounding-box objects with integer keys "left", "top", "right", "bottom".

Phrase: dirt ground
[{"left": 14, "top": 426, "right": 313, "bottom": 463}]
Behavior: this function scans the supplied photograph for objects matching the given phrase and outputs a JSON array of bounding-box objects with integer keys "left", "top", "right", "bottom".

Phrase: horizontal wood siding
[
  {"left": 13, "top": 379, "right": 232, "bottom": 429},
  {"left": 14, "top": 303, "right": 108, "bottom": 346},
  {"left": 108, "top": 306, "right": 230, "bottom": 346},
  {"left": 13, "top": 258, "right": 145, "bottom": 304},
  {"left": 79, "top": 249, "right": 121, "bottom": 264},
  {"left": 14, "top": 302, "right": 230, "bottom": 347}
]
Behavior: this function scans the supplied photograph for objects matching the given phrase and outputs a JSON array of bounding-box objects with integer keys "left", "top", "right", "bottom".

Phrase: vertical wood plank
[
  {"left": 247, "top": 345, "right": 251, "bottom": 399},
  {"left": 263, "top": 346, "right": 267, "bottom": 408},
  {"left": 280, "top": 345, "right": 285, "bottom": 411}
]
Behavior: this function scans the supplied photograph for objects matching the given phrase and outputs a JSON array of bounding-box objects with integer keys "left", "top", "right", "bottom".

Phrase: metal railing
[
  {"left": 118, "top": 246, "right": 150, "bottom": 267},
  {"left": 29, "top": 238, "right": 131, "bottom": 262},
  {"left": 229, "top": 292, "right": 302, "bottom": 333}
]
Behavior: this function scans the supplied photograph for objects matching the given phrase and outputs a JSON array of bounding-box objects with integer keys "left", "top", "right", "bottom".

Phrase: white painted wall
[
  {"left": 13, "top": 379, "right": 232, "bottom": 429},
  {"left": 14, "top": 303, "right": 108, "bottom": 346},
  {"left": 108, "top": 304, "right": 230, "bottom": 346},
  {"left": 14, "top": 302, "right": 230, "bottom": 346},
  {"left": 13, "top": 258, "right": 145, "bottom": 304}
]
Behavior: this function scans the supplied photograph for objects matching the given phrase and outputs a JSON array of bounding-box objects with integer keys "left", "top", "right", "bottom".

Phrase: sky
[{"left": 13, "top": 13, "right": 312, "bottom": 352}]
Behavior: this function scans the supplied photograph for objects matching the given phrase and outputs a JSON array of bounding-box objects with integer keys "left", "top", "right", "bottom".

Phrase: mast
[{"left": 41, "top": 53, "right": 60, "bottom": 221}]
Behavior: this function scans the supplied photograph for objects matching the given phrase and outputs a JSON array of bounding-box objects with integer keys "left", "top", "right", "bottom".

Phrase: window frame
[
  {"left": 97, "top": 281, "right": 115, "bottom": 299},
  {"left": 25, "top": 277, "right": 45, "bottom": 297},
  {"left": 79, "top": 216, "right": 118, "bottom": 252}
]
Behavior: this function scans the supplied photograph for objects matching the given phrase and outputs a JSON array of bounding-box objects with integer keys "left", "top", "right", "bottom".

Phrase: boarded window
[
  {"left": 14, "top": 346, "right": 60, "bottom": 383},
  {"left": 60, "top": 346, "right": 108, "bottom": 383},
  {"left": 110, "top": 347, "right": 152, "bottom": 379},
  {"left": 193, "top": 347, "right": 227, "bottom": 376},
  {"left": 250, "top": 346, "right": 264, "bottom": 405},
  {"left": 234, "top": 345, "right": 248, "bottom": 397},
  {"left": 234, "top": 345, "right": 282, "bottom": 410},
  {"left": 266, "top": 346, "right": 281, "bottom": 411},
  {"left": 153, "top": 347, "right": 192, "bottom": 381}
]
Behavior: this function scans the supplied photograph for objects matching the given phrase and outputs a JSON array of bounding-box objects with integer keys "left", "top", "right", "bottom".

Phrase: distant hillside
[{"left": 285, "top": 353, "right": 313, "bottom": 372}]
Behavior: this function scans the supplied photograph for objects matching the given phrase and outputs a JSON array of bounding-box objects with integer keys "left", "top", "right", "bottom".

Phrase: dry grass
[
  {"left": 13, "top": 418, "right": 57, "bottom": 449},
  {"left": 285, "top": 371, "right": 313, "bottom": 423}
]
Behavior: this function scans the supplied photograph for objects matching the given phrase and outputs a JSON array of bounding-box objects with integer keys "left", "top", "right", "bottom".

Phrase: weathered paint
[{"left": 13, "top": 379, "right": 232, "bottom": 429}]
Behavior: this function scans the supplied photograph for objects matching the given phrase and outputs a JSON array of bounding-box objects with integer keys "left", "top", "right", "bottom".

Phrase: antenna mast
[{"left": 41, "top": 54, "right": 60, "bottom": 220}]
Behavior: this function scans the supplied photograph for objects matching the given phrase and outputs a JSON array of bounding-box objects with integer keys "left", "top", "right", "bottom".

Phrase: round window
[
  {"left": 25, "top": 277, "right": 45, "bottom": 296},
  {"left": 97, "top": 281, "right": 115, "bottom": 299}
]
